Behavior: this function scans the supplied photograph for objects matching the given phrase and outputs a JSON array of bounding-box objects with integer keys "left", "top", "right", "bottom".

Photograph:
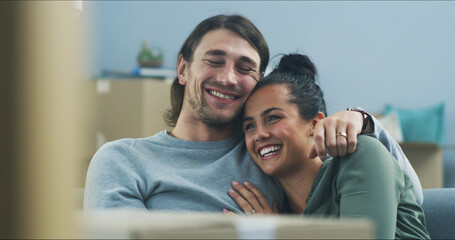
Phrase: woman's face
[{"left": 243, "top": 84, "right": 317, "bottom": 177}]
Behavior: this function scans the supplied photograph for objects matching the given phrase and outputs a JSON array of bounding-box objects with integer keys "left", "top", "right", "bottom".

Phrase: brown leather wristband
[{"left": 347, "top": 107, "right": 370, "bottom": 134}]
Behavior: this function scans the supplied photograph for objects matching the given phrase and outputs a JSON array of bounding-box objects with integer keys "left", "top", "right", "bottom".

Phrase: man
[{"left": 84, "top": 15, "right": 422, "bottom": 212}]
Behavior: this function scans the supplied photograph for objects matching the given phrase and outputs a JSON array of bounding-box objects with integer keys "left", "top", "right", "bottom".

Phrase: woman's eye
[
  {"left": 244, "top": 123, "right": 255, "bottom": 132},
  {"left": 267, "top": 115, "right": 280, "bottom": 122}
]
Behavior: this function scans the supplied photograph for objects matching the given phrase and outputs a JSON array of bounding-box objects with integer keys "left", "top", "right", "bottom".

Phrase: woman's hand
[
  {"left": 308, "top": 110, "right": 368, "bottom": 160},
  {"left": 223, "top": 181, "right": 278, "bottom": 215}
]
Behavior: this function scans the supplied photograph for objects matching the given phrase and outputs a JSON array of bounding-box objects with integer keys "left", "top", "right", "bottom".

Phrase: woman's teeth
[{"left": 260, "top": 146, "right": 281, "bottom": 157}]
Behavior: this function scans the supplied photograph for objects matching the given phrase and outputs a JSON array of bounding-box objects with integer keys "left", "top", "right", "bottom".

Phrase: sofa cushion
[
  {"left": 377, "top": 111, "right": 404, "bottom": 143},
  {"left": 421, "top": 188, "right": 455, "bottom": 239},
  {"left": 384, "top": 103, "right": 445, "bottom": 146}
]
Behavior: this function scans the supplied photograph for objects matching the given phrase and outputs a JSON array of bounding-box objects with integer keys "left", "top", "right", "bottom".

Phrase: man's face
[{"left": 178, "top": 29, "right": 261, "bottom": 126}]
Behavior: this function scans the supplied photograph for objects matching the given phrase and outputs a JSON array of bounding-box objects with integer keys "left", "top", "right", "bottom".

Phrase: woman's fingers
[
  {"left": 230, "top": 181, "right": 262, "bottom": 213},
  {"left": 228, "top": 187, "right": 255, "bottom": 214},
  {"left": 272, "top": 201, "right": 278, "bottom": 213},
  {"left": 336, "top": 126, "right": 348, "bottom": 157},
  {"left": 228, "top": 181, "right": 278, "bottom": 215},
  {"left": 346, "top": 123, "right": 358, "bottom": 154},
  {"left": 222, "top": 208, "right": 237, "bottom": 216},
  {"left": 243, "top": 181, "right": 270, "bottom": 211},
  {"left": 311, "top": 110, "right": 362, "bottom": 158},
  {"left": 323, "top": 117, "right": 338, "bottom": 158}
]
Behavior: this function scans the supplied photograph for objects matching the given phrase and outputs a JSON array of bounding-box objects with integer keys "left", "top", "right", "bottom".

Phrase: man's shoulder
[
  {"left": 92, "top": 131, "right": 167, "bottom": 161},
  {"left": 102, "top": 131, "right": 167, "bottom": 148}
]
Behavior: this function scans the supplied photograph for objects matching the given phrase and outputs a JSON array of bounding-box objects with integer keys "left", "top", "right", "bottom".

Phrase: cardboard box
[
  {"left": 400, "top": 142, "right": 443, "bottom": 188},
  {"left": 94, "top": 79, "right": 172, "bottom": 142}
]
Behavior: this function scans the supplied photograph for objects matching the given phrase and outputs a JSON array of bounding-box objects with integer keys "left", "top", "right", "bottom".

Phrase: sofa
[{"left": 421, "top": 188, "right": 455, "bottom": 239}]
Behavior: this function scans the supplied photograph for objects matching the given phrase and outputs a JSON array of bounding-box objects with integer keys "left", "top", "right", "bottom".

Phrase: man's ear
[
  {"left": 177, "top": 55, "right": 188, "bottom": 85},
  {"left": 311, "top": 112, "right": 326, "bottom": 130}
]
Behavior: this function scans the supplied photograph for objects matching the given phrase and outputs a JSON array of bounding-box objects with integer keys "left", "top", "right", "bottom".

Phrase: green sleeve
[{"left": 335, "top": 135, "right": 404, "bottom": 239}]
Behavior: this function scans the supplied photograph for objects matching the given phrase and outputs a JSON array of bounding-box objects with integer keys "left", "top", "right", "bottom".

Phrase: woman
[{"left": 224, "top": 54, "right": 429, "bottom": 239}]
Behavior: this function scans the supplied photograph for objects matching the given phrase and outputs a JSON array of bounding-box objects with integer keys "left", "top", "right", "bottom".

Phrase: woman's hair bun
[{"left": 275, "top": 54, "right": 317, "bottom": 81}]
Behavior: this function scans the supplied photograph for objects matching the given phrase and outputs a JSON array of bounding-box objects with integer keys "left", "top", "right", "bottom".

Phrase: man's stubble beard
[
  {"left": 187, "top": 74, "right": 243, "bottom": 128},
  {"left": 188, "top": 91, "right": 242, "bottom": 128}
]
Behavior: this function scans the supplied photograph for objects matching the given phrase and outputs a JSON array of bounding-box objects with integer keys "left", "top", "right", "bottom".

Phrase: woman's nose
[{"left": 254, "top": 125, "right": 270, "bottom": 142}]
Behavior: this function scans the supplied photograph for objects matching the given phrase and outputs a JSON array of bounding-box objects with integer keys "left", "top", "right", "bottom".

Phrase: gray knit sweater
[
  {"left": 84, "top": 131, "right": 286, "bottom": 212},
  {"left": 84, "top": 117, "right": 422, "bottom": 211}
]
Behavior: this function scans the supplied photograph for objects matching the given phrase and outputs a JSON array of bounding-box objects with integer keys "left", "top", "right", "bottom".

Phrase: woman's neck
[{"left": 277, "top": 157, "right": 323, "bottom": 214}]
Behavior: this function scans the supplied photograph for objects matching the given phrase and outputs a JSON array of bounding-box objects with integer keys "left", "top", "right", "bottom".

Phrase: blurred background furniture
[
  {"left": 400, "top": 143, "right": 443, "bottom": 188},
  {"left": 376, "top": 103, "right": 447, "bottom": 189},
  {"left": 75, "top": 188, "right": 455, "bottom": 239},
  {"left": 79, "top": 78, "right": 172, "bottom": 186},
  {"left": 77, "top": 210, "right": 373, "bottom": 239}
]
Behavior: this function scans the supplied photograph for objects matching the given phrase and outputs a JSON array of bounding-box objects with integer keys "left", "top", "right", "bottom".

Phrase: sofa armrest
[{"left": 422, "top": 188, "right": 455, "bottom": 239}]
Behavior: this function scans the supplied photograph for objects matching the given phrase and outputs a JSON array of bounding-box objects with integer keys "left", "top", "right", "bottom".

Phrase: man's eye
[
  {"left": 237, "top": 65, "right": 254, "bottom": 74},
  {"left": 206, "top": 59, "right": 223, "bottom": 66}
]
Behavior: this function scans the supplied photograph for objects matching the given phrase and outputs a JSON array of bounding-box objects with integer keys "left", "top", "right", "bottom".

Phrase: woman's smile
[{"left": 257, "top": 144, "right": 283, "bottom": 160}]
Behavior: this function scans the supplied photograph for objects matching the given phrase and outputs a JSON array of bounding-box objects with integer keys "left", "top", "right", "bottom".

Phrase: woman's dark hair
[
  {"left": 252, "top": 53, "right": 327, "bottom": 120},
  {"left": 164, "top": 14, "right": 269, "bottom": 127}
]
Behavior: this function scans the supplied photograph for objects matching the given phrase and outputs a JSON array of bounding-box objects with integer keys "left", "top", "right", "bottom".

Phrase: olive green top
[{"left": 303, "top": 136, "right": 429, "bottom": 239}]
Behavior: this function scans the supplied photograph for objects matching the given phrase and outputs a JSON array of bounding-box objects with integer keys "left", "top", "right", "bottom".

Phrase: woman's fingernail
[
  {"left": 228, "top": 189, "right": 235, "bottom": 194},
  {"left": 244, "top": 181, "right": 250, "bottom": 186},
  {"left": 232, "top": 181, "right": 239, "bottom": 186}
]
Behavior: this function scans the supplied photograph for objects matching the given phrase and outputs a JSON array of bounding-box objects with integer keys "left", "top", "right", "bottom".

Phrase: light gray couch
[{"left": 422, "top": 188, "right": 455, "bottom": 239}]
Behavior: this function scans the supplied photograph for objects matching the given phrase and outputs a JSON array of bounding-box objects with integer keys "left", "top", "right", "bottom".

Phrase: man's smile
[{"left": 208, "top": 89, "right": 236, "bottom": 100}]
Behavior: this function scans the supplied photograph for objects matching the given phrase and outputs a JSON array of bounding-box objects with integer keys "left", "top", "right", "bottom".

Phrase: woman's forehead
[{"left": 245, "top": 85, "right": 292, "bottom": 112}]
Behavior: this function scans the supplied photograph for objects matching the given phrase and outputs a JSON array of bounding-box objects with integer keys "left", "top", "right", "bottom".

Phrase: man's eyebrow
[
  {"left": 239, "top": 56, "right": 258, "bottom": 69},
  {"left": 204, "top": 49, "right": 227, "bottom": 57},
  {"left": 242, "top": 107, "right": 283, "bottom": 122},
  {"left": 204, "top": 50, "right": 258, "bottom": 69}
]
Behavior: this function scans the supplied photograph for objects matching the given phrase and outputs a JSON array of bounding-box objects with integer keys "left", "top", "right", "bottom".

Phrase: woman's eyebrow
[
  {"left": 262, "top": 107, "right": 283, "bottom": 116},
  {"left": 242, "top": 107, "right": 283, "bottom": 123},
  {"left": 242, "top": 116, "right": 253, "bottom": 123}
]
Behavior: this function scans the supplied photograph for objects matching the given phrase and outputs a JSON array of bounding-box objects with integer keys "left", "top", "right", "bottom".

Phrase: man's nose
[{"left": 217, "top": 63, "right": 237, "bottom": 86}]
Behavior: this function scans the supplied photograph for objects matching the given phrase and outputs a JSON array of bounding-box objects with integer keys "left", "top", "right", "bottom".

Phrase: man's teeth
[
  {"left": 209, "top": 90, "right": 235, "bottom": 100},
  {"left": 260, "top": 146, "right": 281, "bottom": 157}
]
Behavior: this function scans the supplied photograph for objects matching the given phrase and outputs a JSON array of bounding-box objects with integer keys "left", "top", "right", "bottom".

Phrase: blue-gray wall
[{"left": 83, "top": 1, "right": 455, "bottom": 186}]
